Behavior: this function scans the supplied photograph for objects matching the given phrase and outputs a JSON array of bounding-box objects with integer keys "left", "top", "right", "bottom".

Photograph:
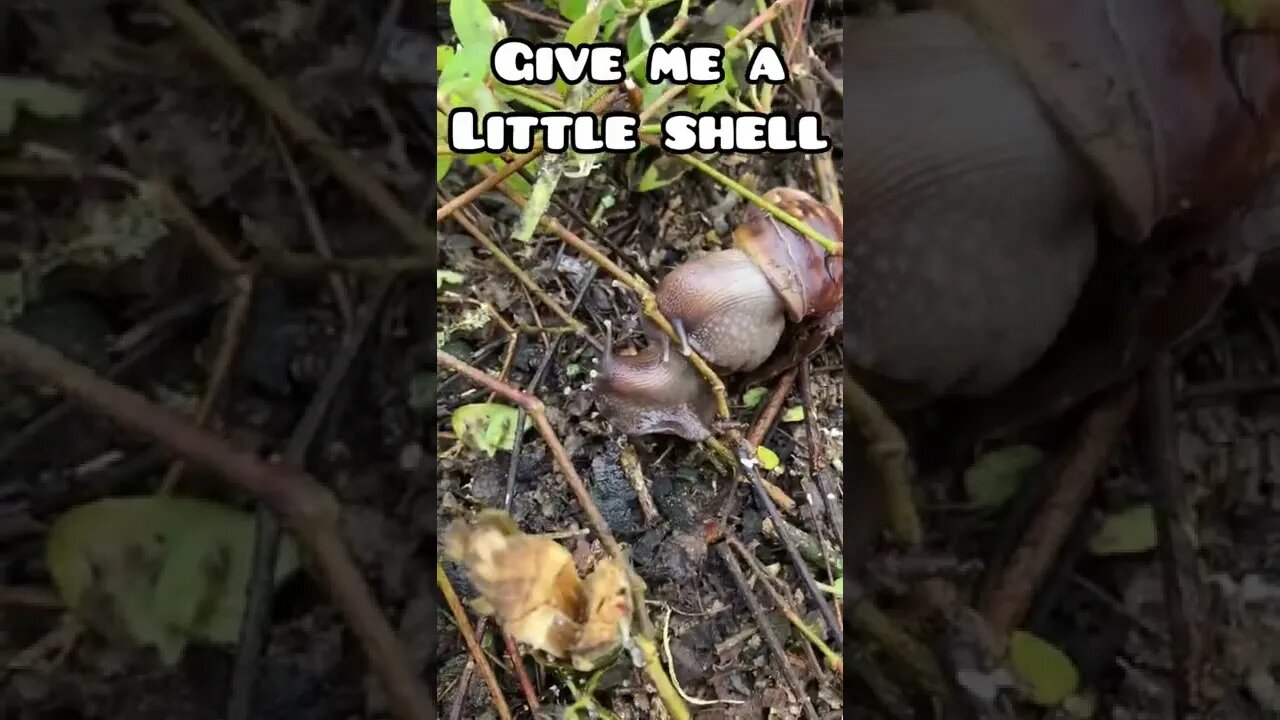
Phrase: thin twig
[
  {"left": 151, "top": 0, "right": 433, "bottom": 257},
  {"left": 738, "top": 443, "right": 843, "bottom": 645},
  {"left": 637, "top": 135, "right": 842, "bottom": 255},
  {"left": 269, "top": 121, "right": 355, "bottom": 328},
  {"left": 981, "top": 384, "right": 1138, "bottom": 652},
  {"left": 434, "top": 90, "right": 620, "bottom": 223},
  {"left": 437, "top": 563, "right": 514, "bottom": 720},
  {"left": 439, "top": 190, "right": 584, "bottom": 331},
  {"left": 728, "top": 537, "right": 842, "bottom": 675},
  {"left": 748, "top": 367, "right": 799, "bottom": 446},
  {"left": 226, "top": 280, "right": 394, "bottom": 720},
  {"left": 715, "top": 544, "right": 821, "bottom": 720},
  {"left": 1142, "top": 353, "right": 1202, "bottom": 713},
  {"left": 844, "top": 376, "right": 921, "bottom": 546},
  {"left": 160, "top": 273, "right": 255, "bottom": 493},
  {"left": 503, "top": 630, "right": 541, "bottom": 713}
]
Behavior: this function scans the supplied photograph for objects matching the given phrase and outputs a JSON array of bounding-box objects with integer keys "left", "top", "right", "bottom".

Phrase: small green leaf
[
  {"left": 1089, "top": 504, "right": 1157, "bottom": 556},
  {"left": 451, "top": 403, "right": 525, "bottom": 456},
  {"left": 963, "top": 445, "right": 1043, "bottom": 509},
  {"left": 626, "top": 14, "right": 654, "bottom": 65},
  {"left": 438, "top": 269, "right": 465, "bottom": 289},
  {"left": 756, "top": 445, "right": 780, "bottom": 471},
  {"left": 450, "top": 0, "right": 501, "bottom": 48},
  {"left": 782, "top": 406, "right": 805, "bottom": 423},
  {"left": 556, "top": 0, "right": 589, "bottom": 21},
  {"left": 47, "top": 497, "right": 299, "bottom": 664},
  {"left": 1009, "top": 630, "right": 1079, "bottom": 706},
  {"left": 437, "top": 155, "right": 451, "bottom": 183},
  {"left": 564, "top": 0, "right": 603, "bottom": 46},
  {"left": 637, "top": 156, "right": 691, "bottom": 192},
  {"left": 437, "top": 45, "right": 456, "bottom": 72},
  {"left": 0, "top": 76, "right": 85, "bottom": 134},
  {"left": 742, "top": 386, "right": 768, "bottom": 408}
]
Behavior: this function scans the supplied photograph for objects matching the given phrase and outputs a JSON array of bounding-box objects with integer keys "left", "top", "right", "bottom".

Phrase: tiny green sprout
[{"left": 742, "top": 387, "right": 768, "bottom": 408}]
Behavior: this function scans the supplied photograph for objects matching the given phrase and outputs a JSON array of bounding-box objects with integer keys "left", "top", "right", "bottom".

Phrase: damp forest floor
[{"left": 1, "top": 2, "right": 1280, "bottom": 720}]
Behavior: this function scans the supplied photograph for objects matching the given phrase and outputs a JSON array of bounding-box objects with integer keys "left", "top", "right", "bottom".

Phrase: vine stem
[{"left": 638, "top": 135, "right": 843, "bottom": 255}]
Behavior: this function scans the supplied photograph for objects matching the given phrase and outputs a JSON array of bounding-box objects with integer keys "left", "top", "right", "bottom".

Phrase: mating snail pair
[{"left": 594, "top": 187, "right": 843, "bottom": 441}]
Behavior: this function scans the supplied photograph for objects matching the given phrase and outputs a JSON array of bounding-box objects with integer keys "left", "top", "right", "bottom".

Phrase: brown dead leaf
[
  {"left": 444, "top": 512, "right": 635, "bottom": 670},
  {"left": 443, "top": 511, "right": 585, "bottom": 661},
  {"left": 571, "top": 558, "right": 632, "bottom": 670}
]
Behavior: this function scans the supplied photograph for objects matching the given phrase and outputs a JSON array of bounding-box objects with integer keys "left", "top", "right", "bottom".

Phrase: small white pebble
[{"left": 588, "top": 369, "right": 599, "bottom": 379}]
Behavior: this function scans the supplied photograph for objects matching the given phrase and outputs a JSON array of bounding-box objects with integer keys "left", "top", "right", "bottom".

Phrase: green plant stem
[
  {"left": 440, "top": 190, "right": 584, "bottom": 331},
  {"left": 637, "top": 0, "right": 800, "bottom": 123},
  {"left": 633, "top": 634, "right": 691, "bottom": 720},
  {"left": 496, "top": 83, "right": 564, "bottom": 111},
  {"left": 639, "top": 136, "right": 842, "bottom": 255},
  {"left": 729, "top": 537, "right": 843, "bottom": 674}
]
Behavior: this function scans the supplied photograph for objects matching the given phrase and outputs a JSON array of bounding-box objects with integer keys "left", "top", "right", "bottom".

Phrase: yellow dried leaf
[
  {"left": 443, "top": 511, "right": 584, "bottom": 659},
  {"left": 571, "top": 558, "right": 632, "bottom": 670}
]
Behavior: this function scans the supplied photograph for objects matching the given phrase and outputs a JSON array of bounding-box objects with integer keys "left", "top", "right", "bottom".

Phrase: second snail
[{"left": 594, "top": 187, "right": 843, "bottom": 441}]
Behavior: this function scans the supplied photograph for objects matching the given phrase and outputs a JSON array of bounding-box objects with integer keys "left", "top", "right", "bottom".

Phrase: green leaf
[
  {"left": 963, "top": 445, "right": 1043, "bottom": 509},
  {"left": 627, "top": 14, "right": 654, "bottom": 66},
  {"left": 637, "top": 156, "right": 692, "bottom": 192},
  {"left": 437, "top": 45, "right": 456, "bottom": 72},
  {"left": 451, "top": 403, "right": 525, "bottom": 456},
  {"left": 756, "top": 445, "right": 780, "bottom": 472},
  {"left": 437, "top": 155, "right": 451, "bottom": 183},
  {"left": 556, "top": 0, "right": 589, "bottom": 21},
  {"left": 47, "top": 497, "right": 300, "bottom": 664},
  {"left": 1009, "top": 630, "right": 1079, "bottom": 706},
  {"left": 450, "top": 0, "right": 501, "bottom": 48},
  {"left": 692, "top": 80, "right": 735, "bottom": 112},
  {"left": 564, "top": 0, "right": 603, "bottom": 45},
  {"left": 438, "top": 269, "right": 466, "bottom": 289},
  {"left": 742, "top": 386, "right": 768, "bottom": 408},
  {"left": 1089, "top": 504, "right": 1157, "bottom": 556},
  {"left": 782, "top": 406, "right": 805, "bottom": 423},
  {"left": 0, "top": 76, "right": 85, "bottom": 134}
]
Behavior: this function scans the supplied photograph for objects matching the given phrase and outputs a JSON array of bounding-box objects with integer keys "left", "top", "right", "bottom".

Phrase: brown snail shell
[{"left": 596, "top": 187, "right": 843, "bottom": 439}]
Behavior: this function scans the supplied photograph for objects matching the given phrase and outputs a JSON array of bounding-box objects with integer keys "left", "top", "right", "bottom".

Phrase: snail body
[{"left": 595, "top": 187, "right": 843, "bottom": 440}]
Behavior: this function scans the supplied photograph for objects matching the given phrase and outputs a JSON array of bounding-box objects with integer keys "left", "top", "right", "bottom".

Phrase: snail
[
  {"left": 599, "top": 4, "right": 1280, "bottom": 438},
  {"left": 595, "top": 188, "right": 843, "bottom": 441}
]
